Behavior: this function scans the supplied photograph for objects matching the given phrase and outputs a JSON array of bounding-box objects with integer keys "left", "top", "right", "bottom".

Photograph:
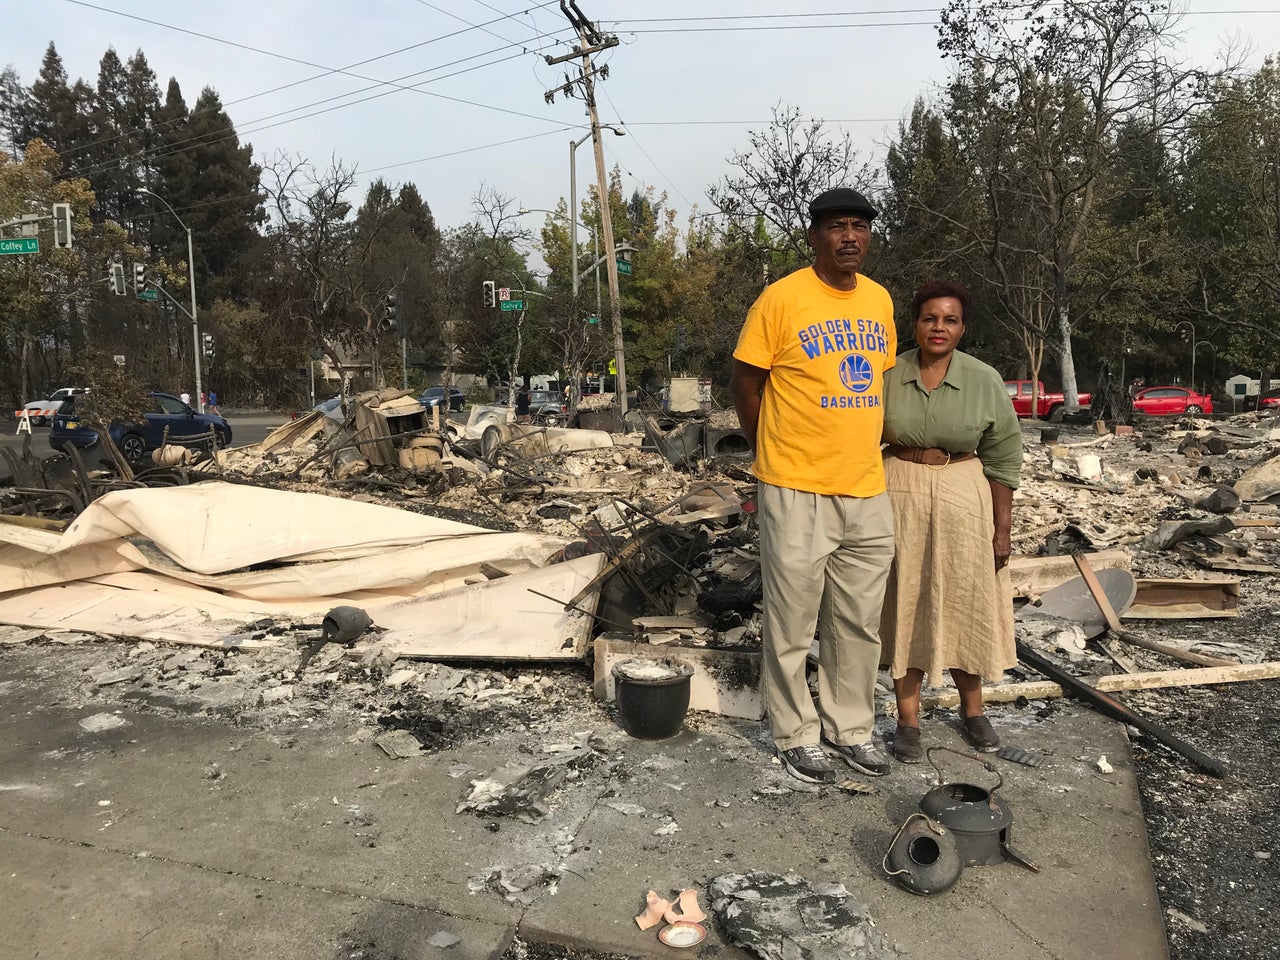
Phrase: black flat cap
[{"left": 809, "top": 187, "right": 878, "bottom": 222}]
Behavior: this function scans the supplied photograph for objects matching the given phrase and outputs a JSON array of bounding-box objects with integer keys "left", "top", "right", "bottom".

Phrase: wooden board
[
  {"left": 1007, "top": 549, "right": 1130, "bottom": 599},
  {"left": 1125, "top": 578, "right": 1241, "bottom": 620},
  {"left": 921, "top": 659, "right": 1280, "bottom": 708},
  {"left": 593, "top": 637, "right": 764, "bottom": 720}
]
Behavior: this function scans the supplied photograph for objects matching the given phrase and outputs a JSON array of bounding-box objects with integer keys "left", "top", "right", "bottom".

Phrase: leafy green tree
[
  {"left": 934, "top": 0, "right": 1206, "bottom": 409},
  {"left": 1177, "top": 62, "right": 1280, "bottom": 391}
]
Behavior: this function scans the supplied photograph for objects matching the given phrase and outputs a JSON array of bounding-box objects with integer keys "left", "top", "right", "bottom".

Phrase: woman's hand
[
  {"left": 988, "top": 480, "right": 1014, "bottom": 572},
  {"left": 993, "top": 525, "right": 1011, "bottom": 571}
]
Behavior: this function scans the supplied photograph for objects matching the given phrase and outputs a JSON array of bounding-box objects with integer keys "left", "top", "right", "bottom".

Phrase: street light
[{"left": 137, "top": 188, "right": 202, "bottom": 413}]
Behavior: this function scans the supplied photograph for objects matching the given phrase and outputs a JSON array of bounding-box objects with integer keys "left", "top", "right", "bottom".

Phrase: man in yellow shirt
[{"left": 731, "top": 188, "right": 897, "bottom": 783}]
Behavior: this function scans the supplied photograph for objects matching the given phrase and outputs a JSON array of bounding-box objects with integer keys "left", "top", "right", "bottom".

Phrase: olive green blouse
[{"left": 882, "top": 348, "right": 1023, "bottom": 490}]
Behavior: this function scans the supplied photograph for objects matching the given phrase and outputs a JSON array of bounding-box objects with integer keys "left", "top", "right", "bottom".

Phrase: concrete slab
[
  {"left": 0, "top": 831, "right": 514, "bottom": 960},
  {"left": 0, "top": 656, "right": 1167, "bottom": 960}
]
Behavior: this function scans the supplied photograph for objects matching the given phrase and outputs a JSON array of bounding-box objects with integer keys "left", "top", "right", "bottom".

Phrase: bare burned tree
[
  {"left": 261, "top": 154, "right": 406, "bottom": 395},
  {"left": 470, "top": 184, "right": 534, "bottom": 413},
  {"left": 708, "top": 103, "right": 876, "bottom": 265}
]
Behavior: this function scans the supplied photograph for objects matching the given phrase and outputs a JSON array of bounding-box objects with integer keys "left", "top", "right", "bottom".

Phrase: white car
[{"left": 16, "top": 387, "right": 89, "bottom": 426}]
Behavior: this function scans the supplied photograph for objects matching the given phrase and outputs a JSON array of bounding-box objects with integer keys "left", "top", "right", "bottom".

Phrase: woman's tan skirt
[{"left": 879, "top": 456, "right": 1015, "bottom": 682}]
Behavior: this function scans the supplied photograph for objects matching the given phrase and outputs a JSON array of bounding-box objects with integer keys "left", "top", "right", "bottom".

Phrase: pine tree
[
  {"left": 28, "top": 44, "right": 84, "bottom": 154},
  {"left": 89, "top": 47, "right": 130, "bottom": 223},
  {"left": 152, "top": 78, "right": 194, "bottom": 268},
  {"left": 0, "top": 66, "right": 33, "bottom": 157},
  {"left": 182, "top": 87, "right": 265, "bottom": 303}
]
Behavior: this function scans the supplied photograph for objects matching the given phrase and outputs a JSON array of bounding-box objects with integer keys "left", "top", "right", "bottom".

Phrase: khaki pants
[{"left": 758, "top": 482, "right": 895, "bottom": 750}]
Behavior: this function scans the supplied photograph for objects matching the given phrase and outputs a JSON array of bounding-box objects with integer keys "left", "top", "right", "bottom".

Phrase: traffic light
[
  {"left": 52, "top": 203, "right": 73, "bottom": 249},
  {"left": 482, "top": 280, "right": 496, "bottom": 308},
  {"left": 110, "top": 263, "right": 127, "bottom": 296},
  {"left": 133, "top": 262, "right": 147, "bottom": 293},
  {"left": 202, "top": 333, "right": 214, "bottom": 359},
  {"left": 380, "top": 288, "right": 401, "bottom": 336}
]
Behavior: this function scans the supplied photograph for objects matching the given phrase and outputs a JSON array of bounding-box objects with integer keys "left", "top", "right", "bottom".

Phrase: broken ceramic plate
[{"left": 658, "top": 921, "right": 707, "bottom": 948}]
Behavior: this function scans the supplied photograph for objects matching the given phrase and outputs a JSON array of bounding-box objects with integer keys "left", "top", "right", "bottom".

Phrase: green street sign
[
  {"left": 136, "top": 288, "right": 159, "bottom": 301},
  {"left": 616, "top": 259, "right": 632, "bottom": 275},
  {"left": 500, "top": 299, "right": 525, "bottom": 312},
  {"left": 585, "top": 316, "right": 600, "bottom": 324},
  {"left": 0, "top": 237, "right": 40, "bottom": 255}
]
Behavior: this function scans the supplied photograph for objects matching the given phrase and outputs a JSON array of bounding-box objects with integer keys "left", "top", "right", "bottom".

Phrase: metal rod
[{"left": 1016, "top": 642, "right": 1228, "bottom": 778}]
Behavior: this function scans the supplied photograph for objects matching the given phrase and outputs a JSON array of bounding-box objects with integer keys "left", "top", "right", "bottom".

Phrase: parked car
[
  {"left": 51, "top": 392, "right": 232, "bottom": 461},
  {"left": 1131, "top": 385, "right": 1214, "bottom": 416},
  {"left": 15, "top": 386, "right": 90, "bottom": 426},
  {"left": 503, "top": 388, "right": 568, "bottom": 424},
  {"left": 1257, "top": 388, "right": 1280, "bottom": 411},
  {"left": 1003, "top": 380, "right": 1091, "bottom": 420},
  {"left": 418, "top": 386, "right": 466, "bottom": 412}
]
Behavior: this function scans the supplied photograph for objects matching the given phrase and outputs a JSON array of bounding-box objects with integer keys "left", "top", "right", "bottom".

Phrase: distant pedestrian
[
  {"left": 208, "top": 389, "right": 221, "bottom": 416},
  {"left": 180, "top": 390, "right": 191, "bottom": 406},
  {"left": 516, "top": 385, "right": 531, "bottom": 423}
]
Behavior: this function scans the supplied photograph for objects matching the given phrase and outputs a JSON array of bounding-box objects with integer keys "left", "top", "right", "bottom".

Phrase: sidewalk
[{"left": 0, "top": 649, "right": 1167, "bottom": 960}]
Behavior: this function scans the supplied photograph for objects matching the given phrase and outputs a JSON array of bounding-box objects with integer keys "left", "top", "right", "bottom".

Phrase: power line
[
  {"left": 60, "top": 1, "right": 566, "bottom": 135},
  {"left": 126, "top": 124, "right": 581, "bottom": 229},
  {"left": 58, "top": 1, "right": 564, "bottom": 160},
  {"left": 63, "top": 43, "right": 551, "bottom": 181},
  {"left": 361, "top": 124, "right": 577, "bottom": 175},
  {"left": 610, "top": 6, "right": 1280, "bottom": 24},
  {"left": 598, "top": 86, "right": 696, "bottom": 210},
  {"left": 617, "top": 21, "right": 937, "bottom": 33},
  {"left": 619, "top": 118, "right": 900, "bottom": 126},
  {"left": 613, "top": 8, "right": 944, "bottom": 22}
]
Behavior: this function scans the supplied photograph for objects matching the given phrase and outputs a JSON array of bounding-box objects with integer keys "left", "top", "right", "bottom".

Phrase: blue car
[{"left": 51, "top": 391, "right": 233, "bottom": 462}]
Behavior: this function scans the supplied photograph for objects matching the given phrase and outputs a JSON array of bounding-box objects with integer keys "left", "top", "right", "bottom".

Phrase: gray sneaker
[
  {"left": 829, "top": 739, "right": 891, "bottom": 777},
  {"left": 777, "top": 744, "right": 837, "bottom": 784}
]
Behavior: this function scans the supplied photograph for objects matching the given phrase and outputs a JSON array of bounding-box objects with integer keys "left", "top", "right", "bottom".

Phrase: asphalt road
[
  {"left": 0, "top": 411, "right": 288, "bottom": 464},
  {"left": 0, "top": 409, "right": 289, "bottom": 471}
]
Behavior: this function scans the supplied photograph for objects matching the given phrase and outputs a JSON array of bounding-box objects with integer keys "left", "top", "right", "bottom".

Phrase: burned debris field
[{"left": 2, "top": 393, "right": 1279, "bottom": 959}]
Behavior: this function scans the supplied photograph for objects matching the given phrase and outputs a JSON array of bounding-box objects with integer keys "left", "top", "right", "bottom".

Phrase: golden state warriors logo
[{"left": 839, "top": 353, "right": 874, "bottom": 393}]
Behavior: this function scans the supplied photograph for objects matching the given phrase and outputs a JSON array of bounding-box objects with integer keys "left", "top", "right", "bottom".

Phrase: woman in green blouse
[{"left": 879, "top": 279, "right": 1023, "bottom": 762}]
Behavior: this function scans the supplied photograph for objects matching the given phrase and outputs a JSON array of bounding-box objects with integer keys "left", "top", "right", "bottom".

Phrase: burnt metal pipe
[{"left": 1016, "top": 642, "right": 1228, "bottom": 779}]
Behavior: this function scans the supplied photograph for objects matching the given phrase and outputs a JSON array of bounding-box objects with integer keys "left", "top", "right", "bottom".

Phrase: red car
[
  {"left": 1257, "top": 389, "right": 1280, "bottom": 411},
  {"left": 1131, "top": 386, "right": 1213, "bottom": 416}
]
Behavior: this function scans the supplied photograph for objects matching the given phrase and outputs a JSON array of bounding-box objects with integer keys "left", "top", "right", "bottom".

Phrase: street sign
[
  {"left": 113, "top": 354, "right": 125, "bottom": 366},
  {"left": 500, "top": 299, "right": 525, "bottom": 312},
  {"left": 498, "top": 287, "right": 511, "bottom": 301},
  {"left": 0, "top": 238, "right": 40, "bottom": 255},
  {"left": 616, "top": 259, "right": 632, "bottom": 276},
  {"left": 136, "top": 289, "right": 159, "bottom": 301},
  {"left": 585, "top": 316, "right": 600, "bottom": 324}
]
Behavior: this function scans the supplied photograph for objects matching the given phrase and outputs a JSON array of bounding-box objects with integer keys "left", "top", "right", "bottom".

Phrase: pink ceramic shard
[{"left": 635, "top": 890, "right": 671, "bottom": 930}]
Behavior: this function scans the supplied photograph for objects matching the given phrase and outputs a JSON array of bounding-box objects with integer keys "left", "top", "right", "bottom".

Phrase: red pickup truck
[{"left": 1004, "top": 381, "right": 1092, "bottom": 420}]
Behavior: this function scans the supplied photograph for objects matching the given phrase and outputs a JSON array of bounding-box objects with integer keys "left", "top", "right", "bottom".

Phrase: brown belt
[{"left": 887, "top": 444, "right": 977, "bottom": 467}]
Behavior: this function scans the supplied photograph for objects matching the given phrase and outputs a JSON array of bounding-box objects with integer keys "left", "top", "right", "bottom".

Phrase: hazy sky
[{"left": 4, "top": 1, "right": 1278, "bottom": 233}]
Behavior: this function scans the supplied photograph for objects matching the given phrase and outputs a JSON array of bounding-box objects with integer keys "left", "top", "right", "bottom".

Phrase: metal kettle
[
  {"left": 882, "top": 813, "right": 963, "bottom": 896},
  {"left": 918, "top": 747, "right": 1038, "bottom": 872}
]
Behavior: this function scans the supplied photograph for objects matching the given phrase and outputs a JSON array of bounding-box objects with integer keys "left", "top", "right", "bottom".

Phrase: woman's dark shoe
[
  {"left": 893, "top": 725, "right": 924, "bottom": 763},
  {"left": 961, "top": 714, "right": 1000, "bottom": 753}
]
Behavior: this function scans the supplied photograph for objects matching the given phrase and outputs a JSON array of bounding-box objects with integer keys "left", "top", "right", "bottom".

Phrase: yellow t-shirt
[{"left": 733, "top": 266, "right": 896, "bottom": 497}]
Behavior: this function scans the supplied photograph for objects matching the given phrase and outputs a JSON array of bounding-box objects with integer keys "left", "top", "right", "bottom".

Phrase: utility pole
[{"left": 548, "top": 1, "right": 627, "bottom": 414}]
